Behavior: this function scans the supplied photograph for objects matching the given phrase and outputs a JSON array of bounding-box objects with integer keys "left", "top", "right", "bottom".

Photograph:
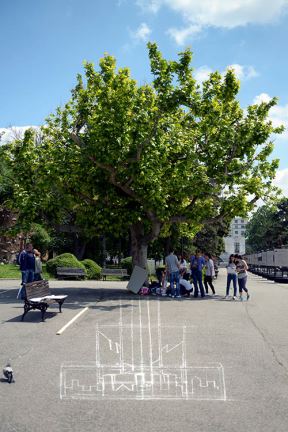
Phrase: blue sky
[{"left": 1, "top": 0, "right": 288, "bottom": 192}]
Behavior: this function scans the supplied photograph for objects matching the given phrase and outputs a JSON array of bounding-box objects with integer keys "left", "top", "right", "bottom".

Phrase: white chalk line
[{"left": 56, "top": 307, "right": 89, "bottom": 335}]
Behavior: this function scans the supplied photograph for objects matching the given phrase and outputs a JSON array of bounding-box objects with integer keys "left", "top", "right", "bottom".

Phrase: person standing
[
  {"left": 18, "top": 243, "right": 35, "bottom": 300},
  {"left": 33, "top": 249, "right": 43, "bottom": 281},
  {"left": 190, "top": 250, "right": 206, "bottom": 298},
  {"left": 225, "top": 254, "right": 238, "bottom": 299},
  {"left": 165, "top": 249, "right": 181, "bottom": 298},
  {"left": 235, "top": 254, "right": 250, "bottom": 301},
  {"left": 204, "top": 253, "right": 216, "bottom": 295}
]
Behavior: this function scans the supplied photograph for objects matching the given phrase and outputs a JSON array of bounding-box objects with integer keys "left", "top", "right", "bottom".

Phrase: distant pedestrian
[
  {"left": 33, "top": 249, "right": 43, "bottom": 281},
  {"left": 18, "top": 243, "right": 35, "bottom": 300},
  {"left": 190, "top": 250, "right": 206, "bottom": 298},
  {"left": 235, "top": 254, "right": 250, "bottom": 301},
  {"left": 225, "top": 254, "right": 238, "bottom": 299},
  {"left": 204, "top": 253, "right": 216, "bottom": 295},
  {"left": 165, "top": 249, "right": 181, "bottom": 298}
]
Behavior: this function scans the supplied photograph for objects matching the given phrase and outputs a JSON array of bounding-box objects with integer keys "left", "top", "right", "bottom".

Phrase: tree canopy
[
  {"left": 246, "top": 198, "right": 288, "bottom": 252},
  {"left": 5, "top": 43, "right": 283, "bottom": 268}
]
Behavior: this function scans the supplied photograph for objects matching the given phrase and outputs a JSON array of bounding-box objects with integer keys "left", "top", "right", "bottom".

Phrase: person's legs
[
  {"left": 204, "top": 276, "right": 209, "bottom": 294},
  {"left": 192, "top": 270, "right": 199, "bottom": 297},
  {"left": 196, "top": 270, "right": 205, "bottom": 297},
  {"left": 226, "top": 274, "right": 232, "bottom": 296},
  {"left": 27, "top": 270, "right": 34, "bottom": 283},
  {"left": 20, "top": 270, "right": 28, "bottom": 300},
  {"left": 169, "top": 272, "right": 175, "bottom": 297},
  {"left": 232, "top": 274, "right": 238, "bottom": 297},
  {"left": 175, "top": 271, "right": 180, "bottom": 297},
  {"left": 207, "top": 276, "right": 215, "bottom": 294}
]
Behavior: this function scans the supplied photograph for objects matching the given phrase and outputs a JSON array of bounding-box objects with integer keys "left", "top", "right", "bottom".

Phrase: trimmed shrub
[
  {"left": 121, "top": 256, "right": 133, "bottom": 275},
  {"left": 82, "top": 259, "right": 102, "bottom": 280},
  {"left": 46, "top": 253, "right": 86, "bottom": 277},
  {"left": 29, "top": 223, "right": 51, "bottom": 255}
]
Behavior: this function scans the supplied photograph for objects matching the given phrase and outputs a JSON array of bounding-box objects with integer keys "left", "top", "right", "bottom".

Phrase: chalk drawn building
[{"left": 60, "top": 300, "right": 226, "bottom": 401}]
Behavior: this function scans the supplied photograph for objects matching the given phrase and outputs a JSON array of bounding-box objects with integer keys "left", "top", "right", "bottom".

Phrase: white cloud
[
  {"left": 193, "top": 63, "right": 258, "bottom": 86},
  {"left": 138, "top": 0, "right": 288, "bottom": 44},
  {"left": 273, "top": 168, "right": 288, "bottom": 196},
  {"left": 166, "top": 24, "right": 201, "bottom": 45},
  {"left": 253, "top": 93, "right": 288, "bottom": 138},
  {"left": 193, "top": 66, "right": 213, "bottom": 83},
  {"left": 253, "top": 92, "right": 272, "bottom": 104},
  {"left": 226, "top": 64, "right": 258, "bottom": 81},
  {"left": 0, "top": 126, "right": 39, "bottom": 145},
  {"left": 131, "top": 22, "right": 152, "bottom": 41}
]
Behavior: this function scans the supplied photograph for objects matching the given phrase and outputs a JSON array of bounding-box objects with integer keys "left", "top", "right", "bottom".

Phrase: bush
[
  {"left": 46, "top": 253, "right": 86, "bottom": 277},
  {"left": 82, "top": 259, "right": 102, "bottom": 280},
  {"left": 121, "top": 256, "right": 133, "bottom": 275},
  {"left": 29, "top": 223, "right": 51, "bottom": 255}
]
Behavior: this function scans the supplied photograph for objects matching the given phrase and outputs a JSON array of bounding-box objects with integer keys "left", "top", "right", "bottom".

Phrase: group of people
[
  {"left": 156, "top": 249, "right": 249, "bottom": 300},
  {"left": 17, "top": 243, "right": 42, "bottom": 300},
  {"left": 159, "top": 249, "right": 217, "bottom": 298}
]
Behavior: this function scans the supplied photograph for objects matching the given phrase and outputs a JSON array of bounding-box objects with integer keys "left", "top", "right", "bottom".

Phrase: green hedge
[
  {"left": 121, "top": 256, "right": 133, "bottom": 275},
  {"left": 46, "top": 253, "right": 86, "bottom": 277},
  {"left": 81, "top": 259, "right": 102, "bottom": 280}
]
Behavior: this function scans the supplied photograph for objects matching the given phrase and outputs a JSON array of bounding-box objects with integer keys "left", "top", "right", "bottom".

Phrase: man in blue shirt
[
  {"left": 18, "top": 243, "right": 35, "bottom": 300},
  {"left": 190, "top": 250, "right": 206, "bottom": 298}
]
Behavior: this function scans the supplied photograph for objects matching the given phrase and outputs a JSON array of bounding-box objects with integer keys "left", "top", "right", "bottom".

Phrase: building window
[
  {"left": 241, "top": 231, "right": 245, "bottom": 236},
  {"left": 241, "top": 219, "right": 245, "bottom": 223},
  {"left": 235, "top": 230, "right": 238, "bottom": 234},
  {"left": 235, "top": 242, "right": 240, "bottom": 253},
  {"left": 241, "top": 225, "right": 245, "bottom": 229}
]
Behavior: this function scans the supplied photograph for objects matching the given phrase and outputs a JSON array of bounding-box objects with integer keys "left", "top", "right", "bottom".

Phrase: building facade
[{"left": 220, "top": 217, "right": 247, "bottom": 262}]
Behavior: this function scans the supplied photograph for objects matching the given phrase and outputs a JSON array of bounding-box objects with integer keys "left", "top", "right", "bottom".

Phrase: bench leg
[
  {"left": 21, "top": 303, "right": 30, "bottom": 321},
  {"left": 57, "top": 300, "right": 64, "bottom": 313},
  {"left": 40, "top": 304, "right": 48, "bottom": 321}
]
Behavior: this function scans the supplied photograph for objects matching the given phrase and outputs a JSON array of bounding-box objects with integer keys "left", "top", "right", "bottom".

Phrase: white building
[{"left": 220, "top": 217, "right": 247, "bottom": 262}]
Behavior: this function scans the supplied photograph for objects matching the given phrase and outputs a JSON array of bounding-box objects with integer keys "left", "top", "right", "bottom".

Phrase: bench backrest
[
  {"left": 101, "top": 268, "right": 128, "bottom": 275},
  {"left": 56, "top": 267, "right": 86, "bottom": 275},
  {"left": 25, "top": 280, "right": 50, "bottom": 300}
]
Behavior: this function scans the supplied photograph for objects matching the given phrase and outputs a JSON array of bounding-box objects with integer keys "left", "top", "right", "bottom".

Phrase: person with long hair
[
  {"left": 235, "top": 254, "right": 250, "bottom": 301},
  {"left": 225, "top": 254, "right": 238, "bottom": 300},
  {"left": 204, "top": 252, "right": 216, "bottom": 295}
]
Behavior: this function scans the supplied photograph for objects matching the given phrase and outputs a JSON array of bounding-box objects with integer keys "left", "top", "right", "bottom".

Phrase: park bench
[
  {"left": 22, "top": 279, "right": 68, "bottom": 321},
  {"left": 56, "top": 267, "right": 86, "bottom": 280},
  {"left": 101, "top": 268, "right": 128, "bottom": 280}
]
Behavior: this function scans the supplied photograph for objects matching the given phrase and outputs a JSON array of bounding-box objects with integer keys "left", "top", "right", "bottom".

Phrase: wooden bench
[
  {"left": 101, "top": 268, "right": 128, "bottom": 280},
  {"left": 22, "top": 280, "right": 68, "bottom": 322},
  {"left": 56, "top": 267, "right": 86, "bottom": 280}
]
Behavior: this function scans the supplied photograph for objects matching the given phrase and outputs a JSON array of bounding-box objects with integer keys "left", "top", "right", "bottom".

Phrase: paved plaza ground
[{"left": 1, "top": 269, "right": 288, "bottom": 432}]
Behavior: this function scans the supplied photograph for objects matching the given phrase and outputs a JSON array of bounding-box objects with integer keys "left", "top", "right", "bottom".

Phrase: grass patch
[{"left": 0, "top": 264, "right": 53, "bottom": 280}]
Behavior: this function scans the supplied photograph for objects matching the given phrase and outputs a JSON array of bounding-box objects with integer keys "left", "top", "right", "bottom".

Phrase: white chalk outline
[{"left": 60, "top": 299, "right": 227, "bottom": 400}]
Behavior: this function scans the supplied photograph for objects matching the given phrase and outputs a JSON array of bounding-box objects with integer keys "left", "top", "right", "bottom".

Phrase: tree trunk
[
  {"left": 74, "top": 235, "right": 87, "bottom": 260},
  {"left": 130, "top": 223, "right": 148, "bottom": 269}
]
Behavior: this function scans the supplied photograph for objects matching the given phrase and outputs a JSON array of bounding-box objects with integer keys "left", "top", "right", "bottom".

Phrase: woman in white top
[
  {"left": 225, "top": 254, "right": 237, "bottom": 299},
  {"left": 204, "top": 253, "right": 215, "bottom": 294},
  {"left": 33, "top": 249, "right": 43, "bottom": 281},
  {"left": 235, "top": 254, "right": 250, "bottom": 301}
]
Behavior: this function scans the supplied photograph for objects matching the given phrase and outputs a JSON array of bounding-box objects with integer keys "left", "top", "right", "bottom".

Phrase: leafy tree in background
[
  {"left": 246, "top": 198, "right": 288, "bottom": 252},
  {"left": 6, "top": 43, "right": 282, "bottom": 269}
]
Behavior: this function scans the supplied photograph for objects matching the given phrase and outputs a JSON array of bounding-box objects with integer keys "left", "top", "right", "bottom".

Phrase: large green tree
[
  {"left": 246, "top": 199, "right": 288, "bottom": 252},
  {"left": 7, "top": 44, "right": 282, "bottom": 268}
]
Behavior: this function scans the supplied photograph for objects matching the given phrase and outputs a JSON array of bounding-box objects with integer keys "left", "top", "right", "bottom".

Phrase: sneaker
[
  {"left": 233, "top": 296, "right": 238, "bottom": 300},
  {"left": 224, "top": 295, "right": 229, "bottom": 299},
  {"left": 176, "top": 295, "right": 181, "bottom": 298}
]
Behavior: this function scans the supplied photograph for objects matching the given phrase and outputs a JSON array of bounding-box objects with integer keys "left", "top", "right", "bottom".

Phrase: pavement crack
[{"left": 244, "top": 303, "right": 288, "bottom": 377}]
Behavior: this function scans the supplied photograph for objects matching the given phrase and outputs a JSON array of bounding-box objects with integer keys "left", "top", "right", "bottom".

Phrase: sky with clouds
[{"left": 1, "top": 0, "right": 288, "bottom": 195}]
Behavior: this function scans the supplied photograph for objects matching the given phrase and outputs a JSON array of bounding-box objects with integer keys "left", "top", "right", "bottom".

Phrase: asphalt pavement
[{"left": 0, "top": 270, "right": 288, "bottom": 432}]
